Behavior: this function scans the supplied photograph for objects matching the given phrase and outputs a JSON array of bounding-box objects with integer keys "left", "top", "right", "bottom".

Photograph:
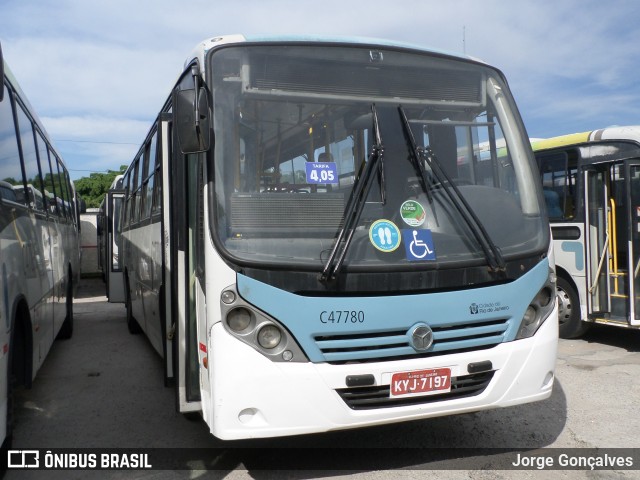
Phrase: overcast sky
[{"left": 1, "top": 0, "right": 639, "bottom": 180}]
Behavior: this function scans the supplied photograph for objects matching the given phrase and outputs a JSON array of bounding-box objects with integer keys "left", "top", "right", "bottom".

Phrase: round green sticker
[{"left": 400, "top": 200, "right": 426, "bottom": 227}]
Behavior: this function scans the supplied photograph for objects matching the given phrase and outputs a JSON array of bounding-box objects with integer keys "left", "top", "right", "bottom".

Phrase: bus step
[{"left": 609, "top": 269, "right": 628, "bottom": 297}]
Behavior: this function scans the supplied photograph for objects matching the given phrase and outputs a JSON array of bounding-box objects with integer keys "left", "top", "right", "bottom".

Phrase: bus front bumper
[{"left": 206, "top": 304, "right": 558, "bottom": 440}]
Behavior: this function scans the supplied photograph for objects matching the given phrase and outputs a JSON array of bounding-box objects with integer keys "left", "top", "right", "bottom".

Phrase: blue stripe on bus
[{"left": 237, "top": 259, "right": 549, "bottom": 363}]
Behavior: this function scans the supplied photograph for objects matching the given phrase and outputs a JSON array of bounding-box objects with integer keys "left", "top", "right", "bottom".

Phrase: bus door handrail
[
  {"left": 589, "top": 200, "right": 611, "bottom": 296},
  {"left": 590, "top": 197, "right": 618, "bottom": 296},
  {"left": 608, "top": 198, "right": 619, "bottom": 294}
]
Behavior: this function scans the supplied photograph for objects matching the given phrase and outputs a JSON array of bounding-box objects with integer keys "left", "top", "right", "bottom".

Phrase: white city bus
[
  {"left": 0, "top": 45, "right": 81, "bottom": 449},
  {"left": 533, "top": 126, "right": 640, "bottom": 338},
  {"left": 120, "top": 35, "right": 557, "bottom": 440}
]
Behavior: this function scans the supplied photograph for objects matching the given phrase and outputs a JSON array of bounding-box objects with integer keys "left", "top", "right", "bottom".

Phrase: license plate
[{"left": 390, "top": 368, "right": 451, "bottom": 397}]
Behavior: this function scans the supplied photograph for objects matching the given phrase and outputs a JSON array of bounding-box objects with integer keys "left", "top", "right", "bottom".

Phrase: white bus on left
[{"left": 0, "top": 43, "right": 81, "bottom": 450}]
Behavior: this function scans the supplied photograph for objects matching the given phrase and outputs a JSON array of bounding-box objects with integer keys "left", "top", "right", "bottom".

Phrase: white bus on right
[{"left": 533, "top": 126, "right": 640, "bottom": 338}]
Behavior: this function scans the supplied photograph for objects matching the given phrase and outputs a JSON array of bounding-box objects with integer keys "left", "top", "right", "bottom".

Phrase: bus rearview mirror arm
[{"left": 174, "top": 66, "right": 211, "bottom": 154}]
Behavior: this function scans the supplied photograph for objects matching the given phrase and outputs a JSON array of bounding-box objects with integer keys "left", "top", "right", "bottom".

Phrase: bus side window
[
  {"left": 140, "top": 139, "right": 151, "bottom": 220},
  {"left": 34, "top": 132, "right": 51, "bottom": 212},
  {"left": 15, "top": 103, "right": 43, "bottom": 209},
  {"left": 151, "top": 130, "right": 161, "bottom": 215},
  {"left": 0, "top": 84, "right": 26, "bottom": 203},
  {"left": 144, "top": 131, "right": 157, "bottom": 218},
  {"left": 63, "top": 167, "right": 75, "bottom": 224},
  {"left": 537, "top": 151, "right": 576, "bottom": 220},
  {"left": 42, "top": 147, "right": 60, "bottom": 216},
  {"left": 130, "top": 156, "right": 141, "bottom": 223},
  {"left": 54, "top": 156, "right": 70, "bottom": 219},
  {"left": 122, "top": 170, "right": 131, "bottom": 226}
]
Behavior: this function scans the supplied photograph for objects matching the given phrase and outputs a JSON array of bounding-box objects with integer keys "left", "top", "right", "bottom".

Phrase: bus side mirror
[{"left": 174, "top": 86, "right": 211, "bottom": 154}]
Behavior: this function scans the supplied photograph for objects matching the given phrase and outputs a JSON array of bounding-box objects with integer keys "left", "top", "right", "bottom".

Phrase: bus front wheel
[{"left": 557, "top": 276, "right": 589, "bottom": 339}]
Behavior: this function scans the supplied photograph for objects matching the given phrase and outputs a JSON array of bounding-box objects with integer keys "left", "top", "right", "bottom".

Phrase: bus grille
[
  {"left": 314, "top": 319, "right": 509, "bottom": 364},
  {"left": 336, "top": 371, "right": 494, "bottom": 410}
]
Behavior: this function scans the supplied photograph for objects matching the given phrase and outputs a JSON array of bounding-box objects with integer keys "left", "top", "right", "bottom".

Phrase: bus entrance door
[
  {"left": 105, "top": 190, "right": 125, "bottom": 303},
  {"left": 584, "top": 168, "right": 613, "bottom": 317},
  {"left": 163, "top": 110, "right": 204, "bottom": 414},
  {"left": 585, "top": 163, "right": 637, "bottom": 325},
  {"left": 626, "top": 161, "right": 640, "bottom": 326}
]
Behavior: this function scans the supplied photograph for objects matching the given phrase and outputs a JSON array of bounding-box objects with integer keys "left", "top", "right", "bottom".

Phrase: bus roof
[
  {"left": 184, "top": 34, "right": 485, "bottom": 71},
  {"left": 531, "top": 126, "right": 640, "bottom": 151}
]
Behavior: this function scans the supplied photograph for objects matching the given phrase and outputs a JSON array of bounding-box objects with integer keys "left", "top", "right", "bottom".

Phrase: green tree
[{"left": 74, "top": 165, "right": 127, "bottom": 208}]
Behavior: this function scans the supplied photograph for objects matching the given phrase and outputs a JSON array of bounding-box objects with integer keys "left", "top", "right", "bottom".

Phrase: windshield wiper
[
  {"left": 398, "top": 108, "right": 436, "bottom": 208},
  {"left": 397, "top": 105, "right": 506, "bottom": 273},
  {"left": 320, "top": 104, "right": 384, "bottom": 283}
]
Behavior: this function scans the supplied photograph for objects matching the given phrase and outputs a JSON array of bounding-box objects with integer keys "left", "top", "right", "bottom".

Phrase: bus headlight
[
  {"left": 221, "top": 290, "right": 236, "bottom": 305},
  {"left": 257, "top": 325, "right": 282, "bottom": 349},
  {"left": 220, "top": 284, "right": 308, "bottom": 363},
  {"left": 227, "top": 307, "right": 253, "bottom": 332},
  {"left": 535, "top": 287, "right": 553, "bottom": 308},
  {"left": 522, "top": 306, "right": 537, "bottom": 326},
  {"left": 516, "top": 273, "right": 556, "bottom": 340}
]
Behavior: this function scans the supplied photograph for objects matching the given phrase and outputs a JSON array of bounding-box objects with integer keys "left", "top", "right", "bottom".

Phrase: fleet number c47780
[{"left": 320, "top": 310, "right": 365, "bottom": 324}]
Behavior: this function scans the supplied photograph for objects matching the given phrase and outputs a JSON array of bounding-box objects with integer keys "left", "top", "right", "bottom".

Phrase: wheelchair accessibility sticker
[
  {"left": 403, "top": 229, "right": 436, "bottom": 261},
  {"left": 369, "top": 219, "right": 401, "bottom": 252}
]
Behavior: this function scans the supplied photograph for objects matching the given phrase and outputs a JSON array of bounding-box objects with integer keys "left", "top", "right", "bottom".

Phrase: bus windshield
[{"left": 210, "top": 44, "right": 547, "bottom": 273}]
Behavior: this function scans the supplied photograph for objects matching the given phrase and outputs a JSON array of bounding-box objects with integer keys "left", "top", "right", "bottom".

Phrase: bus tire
[
  {"left": 125, "top": 276, "right": 142, "bottom": 335},
  {"left": 557, "top": 276, "right": 589, "bottom": 339},
  {"left": 57, "top": 270, "right": 74, "bottom": 340}
]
